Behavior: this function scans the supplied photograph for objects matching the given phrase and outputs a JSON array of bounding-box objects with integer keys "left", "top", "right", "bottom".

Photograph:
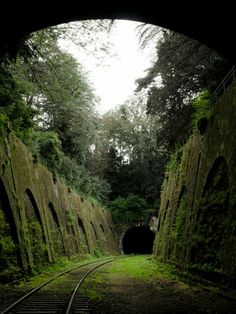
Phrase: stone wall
[
  {"left": 153, "top": 81, "right": 236, "bottom": 285},
  {"left": 0, "top": 130, "right": 118, "bottom": 280}
]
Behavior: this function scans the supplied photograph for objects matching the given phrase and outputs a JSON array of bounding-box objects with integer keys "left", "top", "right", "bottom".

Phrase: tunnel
[
  {"left": 122, "top": 226, "right": 155, "bottom": 254},
  {"left": 0, "top": 4, "right": 236, "bottom": 63}
]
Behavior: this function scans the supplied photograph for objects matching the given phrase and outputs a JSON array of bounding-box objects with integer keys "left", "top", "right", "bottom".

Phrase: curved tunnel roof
[{"left": 0, "top": 3, "right": 235, "bottom": 63}]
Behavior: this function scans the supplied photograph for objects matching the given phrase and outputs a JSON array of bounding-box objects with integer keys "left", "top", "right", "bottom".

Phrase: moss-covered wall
[
  {"left": 153, "top": 81, "right": 236, "bottom": 286},
  {"left": 0, "top": 130, "right": 118, "bottom": 281}
]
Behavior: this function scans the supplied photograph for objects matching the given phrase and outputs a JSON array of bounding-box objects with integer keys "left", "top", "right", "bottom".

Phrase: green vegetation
[
  {"left": 0, "top": 20, "right": 231, "bottom": 224},
  {"left": 79, "top": 255, "right": 176, "bottom": 300},
  {"left": 136, "top": 28, "right": 231, "bottom": 152},
  {"left": 0, "top": 25, "right": 112, "bottom": 204},
  {"left": 0, "top": 19, "right": 234, "bottom": 284},
  {"left": 0, "top": 210, "right": 21, "bottom": 282},
  {"left": 190, "top": 157, "right": 230, "bottom": 281},
  {"left": 106, "top": 255, "right": 175, "bottom": 280},
  {"left": 27, "top": 220, "right": 48, "bottom": 267},
  {"left": 17, "top": 254, "right": 113, "bottom": 289},
  {"left": 166, "top": 146, "right": 183, "bottom": 172},
  {"left": 171, "top": 193, "right": 188, "bottom": 261},
  {"left": 109, "top": 194, "right": 151, "bottom": 224},
  {"left": 191, "top": 90, "right": 213, "bottom": 133}
]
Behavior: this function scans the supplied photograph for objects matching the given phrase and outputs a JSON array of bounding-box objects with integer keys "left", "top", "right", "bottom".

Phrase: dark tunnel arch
[
  {"left": 0, "top": 4, "right": 235, "bottom": 63},
  {"left": 122, "top": 226, "right": 155, "bottom": 254}
]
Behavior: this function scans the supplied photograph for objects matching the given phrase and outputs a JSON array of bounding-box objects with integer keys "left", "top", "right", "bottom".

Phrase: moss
[
  {"left": 171, "top": 194, "right": 188, "bottom": 260},
  {"left": 0, "top": 209, "right": 20, "bottom": 282},
  {"left": 27, "top": 220, "right": 48, "bottom": 267},
  {"left": 191, "top": 90, "right": 214, "bottom": 134},
  {"left": 154, "top": 81, "right": 236, "bottom": 286},
  {"left": 0, "top": 131, "right": 117, "bottom": 282},
  {"left": 166, "top": 146, "right": 183, "bottom": 173}
]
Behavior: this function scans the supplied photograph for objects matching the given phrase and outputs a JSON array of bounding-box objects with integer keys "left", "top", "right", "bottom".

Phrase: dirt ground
[{"left": 82, "top": 264, "right": 236, "bottom": 313}]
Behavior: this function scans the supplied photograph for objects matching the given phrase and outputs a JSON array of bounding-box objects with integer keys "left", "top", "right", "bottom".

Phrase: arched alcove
[
  {"left": 24, "top": 189, "right": 48, "bottom": 265},
  {"left": 90, "top": 222, "right": 98, "bottom": 240},
  {"left": 0, "top": 178, "right": 21, "bottom": 281},
  {"left": 122, "top": 226, "right": 155, "bottom": 254},
  {"left": 78, "top": 216, "right": 89, "bottom": 252},
  {"left": 25, "top": 188, "right": 42, "bottom": 222},
  {"left": 190, "top": 156, "right": 230, "bottom": 280},
  {"left": 48, "top": 202, "right": 64, "bottom": 256}
]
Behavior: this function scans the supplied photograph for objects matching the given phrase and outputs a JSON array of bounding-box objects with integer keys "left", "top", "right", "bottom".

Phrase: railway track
[{"left": 0, "top": 257, "right": 119, "bottom": 314}]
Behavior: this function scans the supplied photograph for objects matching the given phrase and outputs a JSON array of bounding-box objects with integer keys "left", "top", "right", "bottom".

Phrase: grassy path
[{"left": 79, "top": 255, "right": 236, "bottom": 313}]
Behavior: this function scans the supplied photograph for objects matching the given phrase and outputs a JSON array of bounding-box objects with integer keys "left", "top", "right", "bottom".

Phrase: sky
[{"left": 59, "top": 20, "right": 157, "bottom": 114}]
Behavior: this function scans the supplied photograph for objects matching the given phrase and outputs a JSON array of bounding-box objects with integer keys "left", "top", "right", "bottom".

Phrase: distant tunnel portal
[{"left": 122, "top": 226, "right": 155, "bottom": 254}]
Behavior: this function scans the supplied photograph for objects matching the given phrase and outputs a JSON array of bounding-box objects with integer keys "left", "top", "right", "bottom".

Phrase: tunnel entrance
[{"left": 122, "top": 226, "right": 155, "bottom": 254}]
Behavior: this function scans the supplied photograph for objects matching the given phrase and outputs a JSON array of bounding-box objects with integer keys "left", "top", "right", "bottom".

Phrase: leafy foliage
[
  {"left": 97, "top": 97, "right": 167, "bottom": 207},
  {"left": 136, "top": 29, "right": 232, "bottom": 151},
  {"left": 0, "top": 60, "right": 35, "bottom": 137},
  {"left": 1, "top": 21, "right": 233, "bottom": 229},
  {"left": 191, "top": 90, "right": 213, "bottom": 134},
  {"left": 0, "top": 210, "right": 20, "bottom": 282},
  {"left": 109, "top": 194, "right": 149, "bottom": 224},
  {"left": 0, "top": 25, "right": 111, "bottom": 204}
]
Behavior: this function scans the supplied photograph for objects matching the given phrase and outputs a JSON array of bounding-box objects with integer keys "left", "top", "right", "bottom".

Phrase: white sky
[{"left": 59, "top": 20, "right": 156, "bottom": 114}]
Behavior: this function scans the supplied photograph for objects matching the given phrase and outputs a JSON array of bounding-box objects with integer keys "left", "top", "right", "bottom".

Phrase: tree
[
  {"left": 136, "top": 29, "right": 232, "bottom": 151},
  {"left": 109, "top": 194, "right": 149, "bottom": 224},
  {"left": 3, "top": 24, "right": 112, "bottom": 203},
  {"left": 97, "top": 94, "right": 167, "bottom": 206}
]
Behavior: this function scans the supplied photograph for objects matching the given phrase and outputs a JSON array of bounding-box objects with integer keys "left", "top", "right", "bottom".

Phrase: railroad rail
[{"left": 0, "top": 257, "right": 119, "bottom": 314}]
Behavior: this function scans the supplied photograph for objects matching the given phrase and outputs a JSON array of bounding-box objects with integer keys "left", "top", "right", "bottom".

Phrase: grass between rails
[
  {"left": 80, "top": 256, "right": 236, "bottom": 314},
  {"left": 79, "top": 255, "right": 178, "bottom": 301},
  {"left": 106, "top": 255, "right": 175, "bottom": 280},
  {"left": 80, "top": 255, "right": 236, "bottom": 304}
]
